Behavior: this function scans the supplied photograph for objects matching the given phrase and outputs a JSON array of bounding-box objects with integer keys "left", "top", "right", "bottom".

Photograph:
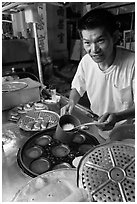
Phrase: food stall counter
[{"left": 2, "top": 95, "right": 105, "bottom": 202}]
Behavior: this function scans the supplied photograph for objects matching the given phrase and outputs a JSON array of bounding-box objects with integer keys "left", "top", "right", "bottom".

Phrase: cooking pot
[{"left": 54, "top": 114, "right": 81, "bottom": 144}]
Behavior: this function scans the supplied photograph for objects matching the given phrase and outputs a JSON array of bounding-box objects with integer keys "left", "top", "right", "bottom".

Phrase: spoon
[{"left": 67, "top": 121, "right": 107, "bottom": 132}]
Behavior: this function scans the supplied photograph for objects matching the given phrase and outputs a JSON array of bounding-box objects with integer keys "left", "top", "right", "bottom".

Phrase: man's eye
[
  {"left": 83, "top": 41, "right": 90, "bottom": 45},
  {"left": 98, "top": 39, "right": 105, "bottom": 44}
]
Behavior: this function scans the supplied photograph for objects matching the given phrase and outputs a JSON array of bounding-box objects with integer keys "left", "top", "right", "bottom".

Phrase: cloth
[{"left": 72, "top": 46, "right": 135, "bottom": 117}]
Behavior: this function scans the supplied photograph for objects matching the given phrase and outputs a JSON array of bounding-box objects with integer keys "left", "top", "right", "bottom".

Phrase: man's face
[{"left": 81, "top": 27, "right": 114, "bottom": 64}]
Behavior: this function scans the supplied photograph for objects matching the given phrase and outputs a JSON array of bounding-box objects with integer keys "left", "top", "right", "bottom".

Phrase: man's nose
[{"left": 90, "top": 43, "right": 100, "bottom": 53}]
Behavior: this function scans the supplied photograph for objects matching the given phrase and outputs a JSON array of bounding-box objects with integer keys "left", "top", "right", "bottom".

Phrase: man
[{"left": 61, "top": 8, "right": 135, "bottom": 138}]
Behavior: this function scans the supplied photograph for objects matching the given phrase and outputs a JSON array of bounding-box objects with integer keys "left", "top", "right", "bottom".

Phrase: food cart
[{"left": 2, "top": 2, "right": 135, "bottom": 202}]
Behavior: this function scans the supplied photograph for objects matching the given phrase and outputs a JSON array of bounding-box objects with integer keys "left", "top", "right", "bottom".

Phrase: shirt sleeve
[{"left": 71, "top": 60, "right": 86, "bottom": 97}]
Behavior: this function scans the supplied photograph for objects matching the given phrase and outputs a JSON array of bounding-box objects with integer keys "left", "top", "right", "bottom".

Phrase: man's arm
[
  {"left": 115, "top": 104, "right": 135, "bottom": 122},
  {"left": 98, "top": 104, "right": 135, "bottom": 131},
  {"left": 60, "top": 88, "right": 81, "bottom": 115},
  {"left": 69, "top": 88, "right": 81, "bottom": 106}
]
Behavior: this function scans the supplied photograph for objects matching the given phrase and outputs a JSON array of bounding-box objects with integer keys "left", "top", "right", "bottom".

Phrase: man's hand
[
  {"left": 97, "top": 105, "right": 135, "bottom": 131},
  {"left": 60, "top": 100, "right": 75, "bottom": 116},
  {"left": 60, "top": 88, "right": 81, "bottom": 116},
  {"left": 97, "top": 112, "right": 117, "bottom": 131}
]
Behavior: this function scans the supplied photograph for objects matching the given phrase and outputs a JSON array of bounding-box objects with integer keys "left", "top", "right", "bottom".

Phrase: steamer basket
[{"left": 77, "top": 141, "right": 135, "bottom": 202}]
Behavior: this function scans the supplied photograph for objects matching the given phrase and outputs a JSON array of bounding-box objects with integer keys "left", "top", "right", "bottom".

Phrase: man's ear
[{"left": 113, "top": 30, "right": 120, "bottom": 44}]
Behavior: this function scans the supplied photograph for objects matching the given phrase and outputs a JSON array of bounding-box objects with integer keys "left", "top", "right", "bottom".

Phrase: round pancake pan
[{"left": 17, "top": 128, "right": 99, "bottom": 177}]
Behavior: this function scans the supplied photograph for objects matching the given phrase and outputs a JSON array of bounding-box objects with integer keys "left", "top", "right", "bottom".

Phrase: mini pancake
[
  {"left": 35, "top": 135, "right": 52, "bottom": 146},
  {"left": 25, "top": 146, "right": 43, "bottom": 159},
  {"left": 41, "top": 121, "right": 49, "bottom": 129},
  {"left": 29, "top": 158, "right": 51, "bottom": 174},
  {"left": 26, "top": 121, "right": 35, "bottom": 130},
  {"left": 52, "top": 145, "right": 70, "bottom": 157},
  {"left": 78, "top": 144, "right": 93, "bottom": 155},
  {"left": 17, "top": 106, "right": 26, "bottom": 114},
  {"left": 17, "top": 105, "right": 24, "bottom": 111},
  {"left": 10, "top": 111, "right": 19, "bottom": 117},
  {"left": 53, "top": 162, "right": 72, "bottom": 170},
  {"left": 9, "top": 115, "right": 20, "bottom": 122},
  {"left": 34, "top": 103, "right": 48, "bottom": 110},
  {"left": 73, "top": 134, "right": 86, "bottom": 144},
  {"left": 17, "top": 109, "right": 27, "bottom": 114},
  {"left": 24, "top": 103, "right": 33, "bottom": 111},
  {"left": 33, "top": 121, "right": 42, "bottom": 130}
]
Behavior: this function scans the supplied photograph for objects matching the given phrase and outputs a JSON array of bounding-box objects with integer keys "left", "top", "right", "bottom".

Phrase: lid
[
  {"left": 77, "top": 141, "right": 135, "bottom": 202},
  {"left": 2, "top": 81, "right": 28, "bottom": 92},
  {"left": 12, "top": 168, "right": 77, "bottom": 202}
]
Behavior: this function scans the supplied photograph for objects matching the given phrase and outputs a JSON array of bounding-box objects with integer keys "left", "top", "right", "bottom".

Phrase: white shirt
[{"left": 72, "top": 46, "right": 135, "bottom": 117}]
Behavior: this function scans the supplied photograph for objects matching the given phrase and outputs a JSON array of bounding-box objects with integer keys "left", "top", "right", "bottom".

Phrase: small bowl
[
  {"left": 78, "top": 144, "right": 93, "bottom": 155},
  {"left": 73, "top": 134, "right": 86, "bottom": 144},
  {"left": 52, "top": 144, "right": 70, "bottom": 157},
  {"left": 35, "top": 135, "right": 52, "bottom": 146},
  {"left": 25, "top": 146, "right": 43, "bottom": 159},
  {"left": 29, "top": 157, "right": 51, "bottom": 174},
  {"left": 72, "top": 156, "right": 82, "bottom": 168}
]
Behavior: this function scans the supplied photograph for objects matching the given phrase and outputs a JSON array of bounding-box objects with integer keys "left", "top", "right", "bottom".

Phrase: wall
[
  {"left": 46, "top": 4, "right": 68, "bottom": 61},
  {"left": 12, "top": 11, "right": 27, "bottom": 38},
  {"left": 11, "top": 3, "right": 68, "bottom": 61}
]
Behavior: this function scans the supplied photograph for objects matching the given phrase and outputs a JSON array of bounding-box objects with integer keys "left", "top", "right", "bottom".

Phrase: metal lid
[{"left": 77, "top": 141, "right": 135, "bottom": 202}]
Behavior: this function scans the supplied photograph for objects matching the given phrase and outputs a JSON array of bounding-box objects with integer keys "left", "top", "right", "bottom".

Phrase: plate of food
[
  {"left": 8, "top": 102, "right": 49, "bottom": 122},
  {"left": 2, "top": 81, "right": 28, "bottom": 92},
  {"left": 18, "top": 110, "right": 60, "bottom": 131}
]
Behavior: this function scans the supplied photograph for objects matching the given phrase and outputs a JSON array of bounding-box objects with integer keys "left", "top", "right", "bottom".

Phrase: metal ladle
[{"left": 67, "top": 121, "right": 107, "bottom": 132}]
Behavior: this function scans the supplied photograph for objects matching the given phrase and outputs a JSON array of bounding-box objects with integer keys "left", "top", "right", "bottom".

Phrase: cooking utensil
[
  {"left": 54, "top": 114, "right": 103, "bottom": 144},
  {"left": 68, "top": 121, "right": 107, "bottom": 132},
  {"left": 54, "top": 114, "right": 81, "bottom": 144},
  {"left": 77, "top": 140, "right": 135, "bottom": 202}
]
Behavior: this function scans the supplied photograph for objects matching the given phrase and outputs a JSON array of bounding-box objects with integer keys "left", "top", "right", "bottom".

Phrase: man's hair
[{"left": 78, "top": 8, "right": 117, "bottom": 36}]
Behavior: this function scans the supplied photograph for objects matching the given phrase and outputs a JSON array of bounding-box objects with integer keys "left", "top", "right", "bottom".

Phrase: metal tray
[
  {"left": 18, "top": 110, "right": 60, "bottom": 132},
  {"left": 77, "top": 141, "right": 135, "bottom": 202},
  {"left": 2, "top": 81, "right": 28, "bottom": 92}
]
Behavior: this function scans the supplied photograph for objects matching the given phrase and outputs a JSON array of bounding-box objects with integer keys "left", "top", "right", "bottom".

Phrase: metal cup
[{"left": 54, "top": 114, "right": 81, "bottom": 144}]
